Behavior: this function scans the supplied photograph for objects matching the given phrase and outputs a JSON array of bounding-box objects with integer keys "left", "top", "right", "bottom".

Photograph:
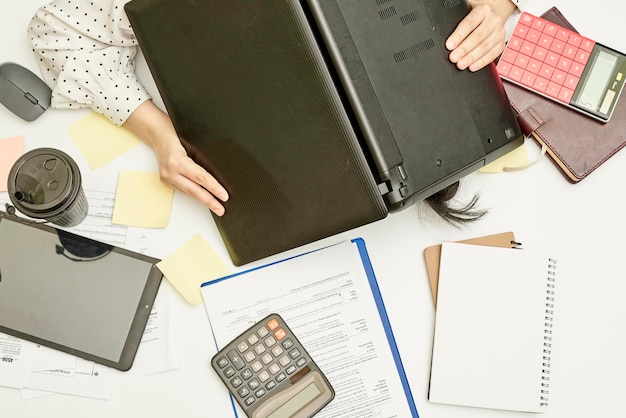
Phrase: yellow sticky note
[
  {"left": 157, "top": 234, "right": 231, "bottom": 305},
  {"left": 0, "top": 136, "right": 24, "bottom": 192},
  {"left": 68, "top": 112, "right": 141, "bottom": 170},
  {"left": 480, "top": 142, "right": 529, "bottom": 173},
  {"left": 112, "top": 170, "right": 174, "bottom": 228}
]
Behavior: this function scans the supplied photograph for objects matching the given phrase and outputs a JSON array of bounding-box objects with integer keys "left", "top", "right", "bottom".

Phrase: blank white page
[{"left": 428, "top": 242, "right": 554, "bottom": 413}]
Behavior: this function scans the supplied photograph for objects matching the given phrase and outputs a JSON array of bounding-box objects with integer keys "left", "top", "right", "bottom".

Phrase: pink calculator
[{"left": 497, "top": 12, "right": 626, "bottom": 122}]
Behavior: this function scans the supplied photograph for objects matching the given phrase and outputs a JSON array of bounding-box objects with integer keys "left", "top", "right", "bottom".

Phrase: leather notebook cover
[
  {"left": 503, "top": 7, "right": 626, "bottom": 183},
  {"left": 424, "top": 231, "right": 519, "bottom": 306}
]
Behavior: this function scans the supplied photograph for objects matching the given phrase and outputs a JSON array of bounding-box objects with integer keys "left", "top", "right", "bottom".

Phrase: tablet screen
[{"left": 0, "top": 211, "right": 162, "bottom": 370}]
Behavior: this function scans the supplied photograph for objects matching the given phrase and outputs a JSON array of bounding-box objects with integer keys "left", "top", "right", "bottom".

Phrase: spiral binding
[{"left": 540, "top": 258, "right": 557, "bottom": 407}]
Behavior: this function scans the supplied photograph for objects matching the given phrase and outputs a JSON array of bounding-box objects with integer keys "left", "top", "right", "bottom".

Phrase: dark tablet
[{"left": 0, "top": 210, "right": 162, "bottom": 371}]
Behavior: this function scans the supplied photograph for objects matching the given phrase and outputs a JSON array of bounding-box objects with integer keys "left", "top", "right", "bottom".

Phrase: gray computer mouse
[{"left": 0, "top": 62, "right": 52, "bottom": 121}]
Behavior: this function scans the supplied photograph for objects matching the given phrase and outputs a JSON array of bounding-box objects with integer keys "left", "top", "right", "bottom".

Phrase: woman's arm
[
  {"left": 445, "top": 0, "right": 519, "bottom": 72},
  {"left": 29, "top": 0, "right": 228, "bottom": 215},
  {"left": 123, "top": 101, "right": 228, "bottom": 216}
]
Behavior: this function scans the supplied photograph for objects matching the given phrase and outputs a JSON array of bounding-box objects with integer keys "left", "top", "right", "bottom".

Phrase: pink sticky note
[{"left": 0, "top": 136, "right": 25, "bottom": 192}]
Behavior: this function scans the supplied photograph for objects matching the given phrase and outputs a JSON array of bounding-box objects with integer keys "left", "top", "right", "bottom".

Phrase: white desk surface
[{"left": 2, "top": 1, "right": 625, "bottom": 417}]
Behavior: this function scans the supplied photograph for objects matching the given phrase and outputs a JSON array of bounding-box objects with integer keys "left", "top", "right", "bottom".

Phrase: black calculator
[{"left": 211, "top": 313, "right": 335, "bottom": 418}]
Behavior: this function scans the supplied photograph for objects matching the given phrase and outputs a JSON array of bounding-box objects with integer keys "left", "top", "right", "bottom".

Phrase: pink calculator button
[
  {"left": 568, "top": 33, "right": 583, "bottom": 48},
  {"left": 546, "top": 82, "right": 561, "bottom": 99},
  {"left": 580, "top": 38, "right": 596, "bottom": 52},
  {"left": 520, "top": 12, "right": 533, "bottom": 25},
  {"left": 533, "top": 77, "right": 549, "bottom": 93},
  {"left": 501, "top": 49, "right": 518, "bottom": 63},
  {"left": 558, "top": 87, "right": 574, "bottom": 102},
  {"left": 508, "top": 66, "right": 524, "bottom": 82},
  {"left": 532, "top": 46, "right": 548, "bottom": 61},
  {"left": 497, "top": 60, "right": 512, "bottom": 76},
  {"left": 575, "top": 49, "right": 591, "bottom": 65},
  {"left": 521, "top": 71, "right": 537, "bottom": 87}
]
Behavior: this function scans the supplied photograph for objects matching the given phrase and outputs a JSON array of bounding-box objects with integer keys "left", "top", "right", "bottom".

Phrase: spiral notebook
[{"left": 428, "top": 242, "right": 557, "bottom": 413}]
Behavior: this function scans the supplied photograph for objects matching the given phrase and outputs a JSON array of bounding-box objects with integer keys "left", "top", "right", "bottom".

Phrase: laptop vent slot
[
  {"left": 442, "top": 0, "right": 461, "bottom": 9},
  {"left": 400, "top": 10, "right": 423, "bottom": 26},
  {"left": 393, "top": 38, "right": 435, "bottom": 63},
  {"left": 379, "top": 6, "right": 398, "bottom": 20}
]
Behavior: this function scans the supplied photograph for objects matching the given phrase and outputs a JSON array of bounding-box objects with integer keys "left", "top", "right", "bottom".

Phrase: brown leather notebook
[
  {"left": 503, "top": 7, "right": 626, "bottom": 183},
  {"left": 424, "top": 232, "right": 520, "bottom": 306}
]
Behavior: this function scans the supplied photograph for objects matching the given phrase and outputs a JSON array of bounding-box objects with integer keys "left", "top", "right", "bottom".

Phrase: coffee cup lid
[{"left": 7, "top": 148, "right": 82, "bottom": 216}]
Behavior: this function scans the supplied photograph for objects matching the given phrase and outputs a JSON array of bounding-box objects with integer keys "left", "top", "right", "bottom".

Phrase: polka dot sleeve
[{"left": 28, "top": 0, "right": 151, "bottom": 126}]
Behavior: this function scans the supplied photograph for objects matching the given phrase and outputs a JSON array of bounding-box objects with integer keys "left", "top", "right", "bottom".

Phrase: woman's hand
[
  {"left": 123, "top": 100, "right": 229, "bottom": 216},
  {"left": 445, "top": 0, "right": 517, "bottom": 71}
]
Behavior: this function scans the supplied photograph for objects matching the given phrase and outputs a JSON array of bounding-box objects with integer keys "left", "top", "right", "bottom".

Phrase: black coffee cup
[{"left": 7, "top": 148, "right": 88, "bottom": 227}]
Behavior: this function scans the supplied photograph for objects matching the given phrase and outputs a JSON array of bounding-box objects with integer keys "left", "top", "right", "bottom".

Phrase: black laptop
[{"left": 125, "top": 0, "right": 523, "bottom": 265}]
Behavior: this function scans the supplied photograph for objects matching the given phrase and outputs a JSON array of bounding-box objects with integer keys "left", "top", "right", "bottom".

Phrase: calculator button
[
  {"left": 520, "top": 71, "right": 536, "bottom": 87},
  {"left": 514, "top": 54, "right": 530, "bottom": 69},
  {"left": 289, "top": 347, "right": 302, "bottom": 359},
  {"left": 274, "top": 328, "right": 287, "bottom": 341},
  {"left": 514, "top": 24, "right": 529, "bottom": 38},
  {"left": 521, "top": 40, "right": 535, "bottom": 56},
  {"left": 296, "top": 357, "right": 307, "bottom": 368},
  {"left": 564, "top": 74, "right": 580, "bottom": 89},
  {"left": 538, "top": 33, "right": 553, "bottom": 49},
  {"left": 238, "top": 386, "right": 250, "bottom": 398},
  {"left": 549, "top": 39, "right": 565, "bottom": 55},
  {"left": 276, "top": 372, "right": 287, "bottom": 383},
  {"left": 269, "top": 363, "right": 281, "bottom": 375},
  {"left": 227, "top": 349, "right": 246, "bottom": 370},
  {"left": 508, "top": 36, "right": 523, "bottom": 51},
  {"left": 254, "top": 344, "right": 266, "bottom": 355},
  {"left": 261, "top": 353, "right": 273, "bottom": 364},
  {"left": 271, "top": 345, "right": 284, "bottom": 357},
  {"left": 520, "top": 12, "right": 533, "bottom": 26},
  {"left": 575, "top": 49, "right": 590, "bottom": 65},
  {"left": 264, "top": 336, "right": 276, "bottom": 347},
  {"left": 258, "top": 370, "right": 270, "bottom": 382},
  {"left": 286, "top": 365, "right": 297, "bottom": 375},
  {"left": 558, "top": 87, "right": 574, "bottom": 103},
  {"left": 257, "top": 327, "right": 269, "bottom": 338},
  {"left": 562, "top": 45, "right": 577, "bottom": 60},
  {"left": 569, "top": 62, "right": 585, "bottom": 77},
  {"left": 539, "top": 63, "right": 554, "bottom": 79},
  {"left": 247, "top": 334, "right": 259, "bottom": 345},
  {"left": 530, "top": 17, "right": 545, "bottom": 31},
  {"left": 248, "top": 378, "right": 260, "bottom": 390},
  {"left": 527, "top": 28, "right": 541, "bottom": 44},
  {"left": 241, "top": 368, "right": 253, "bottom": 380},
  {"left": 236, "top": 341, "right": 249, "bottom": 353},
  {"left": 551, "top": 68, "right": 566, "bottom": 85},
  {"left": 267, "top": 318, "right": 279, "bottom": 331},
  {"left": 216, "top": 356, "right": 229, "bottom": 369},
  {"left": 557, "top": 57, "right": 572, "bottom": 73},
  {"left": 279, "top": 355, "right": 291, "bottom": 367},
  {"left": 555, "top": 28, "right": 570, "bottom": 42},
  {"left": 579, "top": 38, "right": 595, "bottom": 52},
  {"left": 532, "top": 76, "right": 549, "bottom": 93},
  {"left": 546, "top": 82, "right": 561, "bottom": 99},
  {"left": 527, "top": 58, "right": 542, "bottom": 74},
  {"left": 544, "top": 22, "right": 558, "bottom": 37},
  {"left": 244, "top": 351, "right": 256, "bottom": 362},
  {"left": 501, "top": 49, "right": 517, "bottom": 63},
  {"left": 251, "top": 361, "right": 263, "bottom": 372},
  {"left": 545, "top": 52, "right": 559, "bottom": 67},
  {"left": 231, "top": 376, "right": 244, "bottom": 388},
  {"left": 265, "top": 380, "right": 277, "bottom": 391},
  {"left": 508, "top": 66, "right": 524, "bottom": 82},
  {"left": 282, "top": 338, "right": 294, "bottom": 350},
  {"left": 568, "top": 33, "right": 583, "bottom": 48},
  {"left": 255, "top": 388, "right": 267, "bottom": 398},
  {"left": 496, "top": 60, "right": 512, "bottom": 76},
  {"left": 244, "top": 396, "right": 256, "bottom": 406},
  {"left": 224, "top": 366, "right": 236, "bottom": 378},
  {"left": 532, "top": 46, "right": 548, "bottom": 61}
]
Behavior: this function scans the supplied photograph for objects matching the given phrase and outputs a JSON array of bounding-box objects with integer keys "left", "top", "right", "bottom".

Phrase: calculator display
[{"left": 572, "top": 46, "right": 622, "bottom": 117}]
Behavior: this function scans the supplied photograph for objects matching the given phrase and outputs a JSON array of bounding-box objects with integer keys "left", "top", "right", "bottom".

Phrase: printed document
[{"left": 201, "top": 239, "right": 417, "bottom": 418}]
